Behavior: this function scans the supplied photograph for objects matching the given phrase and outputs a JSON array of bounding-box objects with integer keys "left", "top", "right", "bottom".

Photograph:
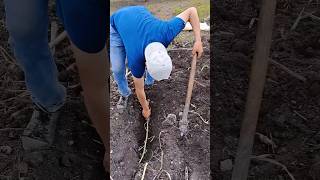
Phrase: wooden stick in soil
[
  {"left": 231, "top": 0, "right": 277, "bottom": 179},
  {"left": 179, "top": 54, "right": 198, "bottom": 136}
]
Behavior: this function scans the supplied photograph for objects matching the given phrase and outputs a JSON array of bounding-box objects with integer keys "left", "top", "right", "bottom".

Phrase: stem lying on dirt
[
  {"left": 139, "top": 119, "right": 150, "bottom": 163},
  {"left": 0, "top": 46, "right": 16, "bottom": 66},
  {"left": 251, "top": 155, "right": 296, "bottom": 180},
  {"left": 159, "top": 131, "right": 164, "bottom": 170},
  {"left": 167, "top": 47, "right": 209, "bottom": 52},
  {"left": 50, "top": 21, "right": 58, "bottom": 54},
  {"left": 189, "top": 110, "right": 209, "bottom": 124},
  {"left": 256, "top": 132, "right": 277, "bottom": 148},
  {"left": 185, "top": 166, "right": 189, "bottom": 180},
  {"left": 0, "top": 128, "right": 24, "bottom": 133},
  {"left": 141, "top": 162, "right": 149, "bottom": 180},
  {"left": 49, "top": 31, "right": 67, "bottom": 48},
  {"left": 291, "top": 0, "right": 313, "bottom": 30},
  {"left": 269, "top": 58, "right": 306, "bottom": 82},
  {"left": 152, "top": 131, "right": 173, "bottom": 180},
  {"left": 1, "top": 91, "right": 29, "bottom": 103},
  {"left": 157, "top": 171, "right": 172, "bottom": 180}
]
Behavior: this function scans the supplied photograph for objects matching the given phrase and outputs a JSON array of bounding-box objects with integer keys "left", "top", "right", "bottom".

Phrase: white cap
[{"left": 145, "top": 42, "right": 172, "bottom": 81}]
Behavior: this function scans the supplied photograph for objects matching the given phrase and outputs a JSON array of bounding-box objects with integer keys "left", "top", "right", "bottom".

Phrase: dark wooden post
[{"left": 231, "top": 0, "right": 277, "bottom": 179}]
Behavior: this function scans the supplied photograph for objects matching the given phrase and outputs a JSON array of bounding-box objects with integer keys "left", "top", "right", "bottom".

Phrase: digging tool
[
  {"left": 231, "top": 0, "right": 277, "bottom": 179},
  {"left": 179, "top": 54, "right": 198, "bottom": 136}
]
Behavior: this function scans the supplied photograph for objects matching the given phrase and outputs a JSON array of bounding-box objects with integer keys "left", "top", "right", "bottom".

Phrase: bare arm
[
  {"left": 177, "top": 7, "right": 203, "bottom": 58},
  {"left": 133, "top": 76, "right": 151, "bottom": 119}
]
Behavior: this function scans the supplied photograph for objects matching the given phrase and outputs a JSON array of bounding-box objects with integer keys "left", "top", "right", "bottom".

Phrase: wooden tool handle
[
  {"left": 184, "top": 54, "right": 198, "bottom": 111},
  {"left": 232, "top": 0, "right": 277, "bottom": 179},
  {"left": 180, "top": 54, "right": 198, "bottom": 135}
]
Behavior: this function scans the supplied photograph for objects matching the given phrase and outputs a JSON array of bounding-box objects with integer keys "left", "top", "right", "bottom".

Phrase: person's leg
[
  {"left": 145, "top": 70, "right": 154, "bottom": 86},
  {"left": 110, "top": 25, "right": 131, "bottom": 97},
  {"left": 56, "top": 0, "right": 109, "bottom": 173},
  {"left": 71, "top": 44, "right": 109, "bottom": 171},
  {"left": 4, "top": 0, "right": 66, "bottom": 113},
  {"left": 110, "top": 46, "right": 131, "bottom": 97}
]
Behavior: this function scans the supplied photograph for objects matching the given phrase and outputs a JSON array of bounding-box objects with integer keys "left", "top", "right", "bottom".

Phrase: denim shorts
[
  {"left": 56, "top": 0, "right": 107, "bottom": 53},
  {"left": 110, "top": 24, "right": 124, "bottom": 47}
]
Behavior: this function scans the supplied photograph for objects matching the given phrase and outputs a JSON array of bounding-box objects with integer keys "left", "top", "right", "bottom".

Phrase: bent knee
[{"left": 111, "top": 63, "right": 125, "bottom": 74}]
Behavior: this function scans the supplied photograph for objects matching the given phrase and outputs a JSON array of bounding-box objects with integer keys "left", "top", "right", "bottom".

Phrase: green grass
[
  {"left": 174, "top": 7, "right": 184, "bottom": 15},
  {"left": 191, "top": 0, "right": 210, "bottom": 21},
  {"left": 144, "top": 0, "right": 210, "bottom": 20},
  {"left": 171, "top": 0, "right": 210, "bottom": 21},
  {"left": 146, "top": 3, "right": 153, "bottom": 10}
]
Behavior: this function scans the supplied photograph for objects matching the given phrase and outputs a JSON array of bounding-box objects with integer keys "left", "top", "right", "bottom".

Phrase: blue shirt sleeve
[
  {"left": 130, "top": 61, "right": 145, "bottom": 78},
  {"left": 164, "top": 17, "right": 186, "bottom": 45}
]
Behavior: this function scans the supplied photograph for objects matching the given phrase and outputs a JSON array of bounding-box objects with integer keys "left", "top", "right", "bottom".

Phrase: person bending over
[{"left": 110, "top": 6, "right": 203, "bottom": 119}]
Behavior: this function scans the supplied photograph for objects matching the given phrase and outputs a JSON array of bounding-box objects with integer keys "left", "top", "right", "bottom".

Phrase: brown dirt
[
  {"left": 110, "top": 33, "right": 210, "bottom": 180},
  {"left": 0, "top": 1, "right": 106, "bottom": 179},
  {"left": 213, "top": 0, "right": 320, "bottom": 179}
]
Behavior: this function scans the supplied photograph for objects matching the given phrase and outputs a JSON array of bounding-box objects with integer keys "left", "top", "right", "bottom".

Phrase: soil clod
[
  {"left": 60, "top": 154, "right": 77, "bottom": 167},
  {"left": 17, "top": 162, "right": 29, "bottom": 175},
  {"left": 162, "top": 113, "right": 177, "bottom": 127},
  {"left": 0, "top": 146, "right": 12, "bottom": 155},
  {"left": 24, "top": 152, "right": 44, "bottom": 167},
  {"left": 220, "top": 159, "right": 233, "bottom": 172},
  {"left": 232, "top": 39, "right": 250, "bottom": 55}
]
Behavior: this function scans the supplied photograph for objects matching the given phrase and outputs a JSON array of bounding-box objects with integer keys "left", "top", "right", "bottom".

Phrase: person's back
[{"left": 110, "top": 6, "right": 185, "bottom": 78}]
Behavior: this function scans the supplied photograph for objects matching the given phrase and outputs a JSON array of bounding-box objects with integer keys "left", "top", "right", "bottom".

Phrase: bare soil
[
  {"left": 213, "top": 0, "right": 320, "bottom": 179},
  {"left": 0, "top": 1, "right": 106, "bottom": 179}
]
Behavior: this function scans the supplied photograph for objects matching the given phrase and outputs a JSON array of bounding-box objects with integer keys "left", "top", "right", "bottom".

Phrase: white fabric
[
  {"left": 145, "top": 42, "right": 172, "bottom": 81},
  {"left": 183, "top": 22, "right": 210, "bottom": 31}
]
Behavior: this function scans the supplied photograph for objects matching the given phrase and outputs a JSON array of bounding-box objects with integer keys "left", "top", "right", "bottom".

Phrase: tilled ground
[
  {"left": 110, "top": 33, "right": 210, "bottom": 179},
  {"left": 213, "top": 0, "right": 320, "bottom": 179},
  {"left": 0, "top": 1, "right": 106, "bottom": 179}
]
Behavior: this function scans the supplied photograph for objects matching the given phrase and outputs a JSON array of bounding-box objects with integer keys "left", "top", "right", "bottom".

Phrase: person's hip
[
  {"left": 110, "top": 24, "right": 124, "bottom": 47},
  {"left": 56, "top": 0, "right": 107, "bottom": 53}
]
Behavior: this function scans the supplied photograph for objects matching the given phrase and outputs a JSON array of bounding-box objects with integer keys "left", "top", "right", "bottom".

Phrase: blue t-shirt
[{"left": 110, "top": 6, "right": 185, "bottom": 78}]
